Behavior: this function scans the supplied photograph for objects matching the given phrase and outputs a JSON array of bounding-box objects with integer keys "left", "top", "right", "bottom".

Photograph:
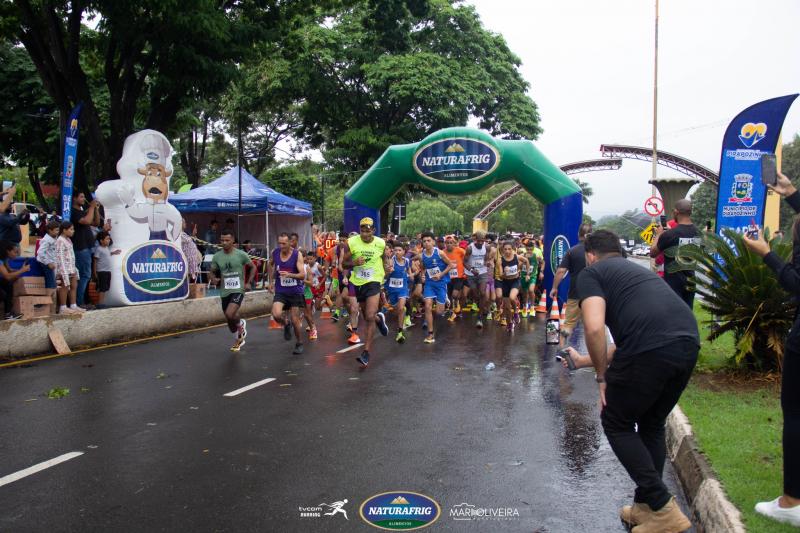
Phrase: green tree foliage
[
  {"left": 261, "top": 160, "right": 323, "bottom": 213},
  {"left": 291, "top": 0, "right": 541, "bottom": 179},
  {"left": 402, "top": 198, "right": 463, "bottom": 235},
  {"left": 675, "top": 230, "right": 795, "bottom": 372},
  {"left": 779, "top": 134, "right": 800, "bottom": 234},
  {"left": 596, "top": 209, "right": 650, "bottom": 242},
  {"left": 690, "top": 181, "right": 717, "bottom": 230}
]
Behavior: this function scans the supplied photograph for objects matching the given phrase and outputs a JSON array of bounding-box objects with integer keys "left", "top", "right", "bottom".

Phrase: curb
[{"left": 666, "top": 406, "right": 746, "bottom": 533}]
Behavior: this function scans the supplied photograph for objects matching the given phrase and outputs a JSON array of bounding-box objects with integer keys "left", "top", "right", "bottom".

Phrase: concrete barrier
[
  {"left": 666, "top": 406, "right": 746, "bottom": 533},
  {"left": 0, "top": 291, "right": 272, "bottom": 360}
]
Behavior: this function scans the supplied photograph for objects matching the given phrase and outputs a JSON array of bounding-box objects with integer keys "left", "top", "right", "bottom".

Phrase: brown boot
[
  {"left": 620, "top": 502, "right": 652, "bottom": 526},
  {"left": 631, "top": 497, "right": 691, "bottom": 533}
]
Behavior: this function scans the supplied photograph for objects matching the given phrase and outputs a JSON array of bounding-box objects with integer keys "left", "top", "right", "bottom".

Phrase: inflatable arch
[{"left": 343, "top": 127, "right": 583, "bottom": 300}]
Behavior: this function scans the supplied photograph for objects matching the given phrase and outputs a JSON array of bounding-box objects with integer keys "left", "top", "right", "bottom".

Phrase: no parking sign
[{"left": 644, "top": 197, "right": 664, "bottom": 217}]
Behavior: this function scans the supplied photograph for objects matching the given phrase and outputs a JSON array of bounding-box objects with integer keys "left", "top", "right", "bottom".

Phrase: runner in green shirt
[
  {"left": 341, "top": 217, "right": 391, "bottom": 367},
  {"left": 209, "top": 229, "right": 255, "bottom": 352}
]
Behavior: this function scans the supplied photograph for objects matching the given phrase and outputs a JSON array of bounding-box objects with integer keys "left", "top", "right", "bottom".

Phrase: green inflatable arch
[{"left": 343, "top": 127, "right": 584, "bottom": 301}]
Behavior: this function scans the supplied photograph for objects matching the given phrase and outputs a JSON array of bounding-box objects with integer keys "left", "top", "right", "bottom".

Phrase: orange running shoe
[{"left": 347, "top": 333, "right": 361, "bottom": 344}]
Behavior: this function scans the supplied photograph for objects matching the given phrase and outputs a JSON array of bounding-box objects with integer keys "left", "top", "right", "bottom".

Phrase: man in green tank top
[{"left": 342, "top": 217, "right": 391, "bottom": 367}]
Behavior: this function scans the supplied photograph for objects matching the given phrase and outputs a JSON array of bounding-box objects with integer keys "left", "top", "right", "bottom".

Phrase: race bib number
[
  {"left": 449, "top": 269, "right": 458, "bottom": 279},
  {"left": 224, "top": 276, "right": 241, "bottom": 290},
  {"left": 355, "top": 266, "right": 374, "bottom": 280},
  {"left": 426, "top": 267, "right": 441, "bottom": 278},
  {"left": 504, "top": 264, "right": 519, "bottom": 276},
  {"left": 389, "top": 277, "right": 404, "bottom": 288},
  {"left": 280, "top": 276, "right": 298, "bottom": 287}
]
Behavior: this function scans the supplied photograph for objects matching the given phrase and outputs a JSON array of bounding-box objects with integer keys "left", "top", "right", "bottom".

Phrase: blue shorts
[
  {"left": 423, "top": 282, "right": 447, "bottom": 305},
  {"left": 387, "top": 288, "right": 409, "bottom": 306},
  {"left": 39, "top": 262, "right": 56, "bottom": 289}
]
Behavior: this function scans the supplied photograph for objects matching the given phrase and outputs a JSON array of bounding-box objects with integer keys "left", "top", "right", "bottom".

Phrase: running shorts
[
  {"left": 466, "top": 273, "right": 488, "bottom": 290},
  {"left": 423, "top": 281, "right": 448, "bottom": 305},
  {"left": 273, "top": 292, "right": 305, "bottom": 309},
  {"left": 387, "top": 288, "right": 409, "bottom": 306},
  {"left": 354, "top": 281, "right": 382, "bottom": 302},
  {"left": 221, "top": 292, "right": 245, "bottom": 311},
  {"left": 499, "top": 278, "right": 521, "bottom": 298}
]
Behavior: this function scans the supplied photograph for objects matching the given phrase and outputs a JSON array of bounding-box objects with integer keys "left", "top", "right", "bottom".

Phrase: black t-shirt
[
  {"left": 657, "top": 223, "right": 700, "bottom": 282},
  {"left": 558, "top": 242, "right": 586, "bottom": 300},
  {"left": 70, "top": 206, "right": 95, "bottom": 251},
  {"left": 578, "top": 256, "right": 699, "bottom": 358}
]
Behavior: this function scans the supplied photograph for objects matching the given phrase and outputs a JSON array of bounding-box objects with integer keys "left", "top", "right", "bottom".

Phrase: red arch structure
[
  {"left": 473, "top": 158, "right": 623, "bottom": 221},
  {"left": 599, "top": 144, "right": 719, "bottom": 185}
]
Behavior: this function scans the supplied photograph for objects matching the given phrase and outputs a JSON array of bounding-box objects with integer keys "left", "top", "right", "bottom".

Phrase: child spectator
[
  {"left": 0, "top": 240, "right": 31, "bottom": 319},
  {"left": 55, "top": 221, "right": 84, "bottom": 314},
  {"left": 36, "top": 220, "right": 61, "bottom": 294},
  {"left": 92, "top": 231, "right": 120, "bottom": 308}
]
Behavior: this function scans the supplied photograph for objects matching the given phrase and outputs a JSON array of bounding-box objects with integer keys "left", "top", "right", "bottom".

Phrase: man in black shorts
[
  {"left": 268, "top": 232, "right": 308, "bottom": 354},
  {"left": 210, "top": 230, "right": 255, "bottom": 351}
]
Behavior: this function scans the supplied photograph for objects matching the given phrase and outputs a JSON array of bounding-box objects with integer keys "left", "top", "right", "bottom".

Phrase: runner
[
  {"left": 443, "top": 235, "right": 467, "bottom": 323},
  {"left": 385, "top": 241, "right": 416, "bottom": 342},
  {"left": 302, "top": 251, "right": 322, "bottom": 340},
  {"left": 341, "top": 232, "right": 361, "bottom": 344},
  {"left": 268, "top": 232, "right": 307, "bottom": 354},
  {"left": 494, "top": 240, "right": 529, "bottom": 331},
  {"left": 208, "top": 229, "right": 254, "bottom": 352},
  {"left": 415, "top": 231, "right": 455, "bottom": 344},
  {"left": 341, "top": 217, "right": 390, "bottom": 367},
  {"left": 464, "top": 231, "right": 494, "bottom": 328}
]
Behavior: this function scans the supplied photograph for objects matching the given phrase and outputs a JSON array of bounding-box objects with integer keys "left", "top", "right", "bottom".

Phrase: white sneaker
[
  {"left": 70, "top": 306, "right": 87, "bottom": 313},
  {"left": 755, "top": 497, "right": 800, "bottom": 526}
]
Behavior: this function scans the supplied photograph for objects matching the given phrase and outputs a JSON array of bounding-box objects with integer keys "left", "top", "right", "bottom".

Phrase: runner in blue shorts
[
  {"left": 414, "top": 231, "right": 455, "bottom": 344},
  {"left": 385, "top": 242, "right": 416, "bottom": 343}
]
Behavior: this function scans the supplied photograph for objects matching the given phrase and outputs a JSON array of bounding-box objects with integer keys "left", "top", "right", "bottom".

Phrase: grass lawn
[{"left": 680, "top": 306, "right": 792, "bottom": 532}]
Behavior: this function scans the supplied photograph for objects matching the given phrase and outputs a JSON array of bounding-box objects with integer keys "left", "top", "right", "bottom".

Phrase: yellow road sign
[{"left": 640, "top": 222, "right": 658, "bottom": 245}]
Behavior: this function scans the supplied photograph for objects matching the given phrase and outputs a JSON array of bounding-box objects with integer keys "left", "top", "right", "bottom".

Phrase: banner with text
[
  {"left": 715, "top": 94, "right": 797, "bottom": 240},
  {"left": 60, "top": 103, "right": 83, "bottom": 221}
]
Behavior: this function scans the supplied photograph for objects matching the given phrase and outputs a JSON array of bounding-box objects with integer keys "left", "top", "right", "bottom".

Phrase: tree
[
  {"left": 779, "top": 134, "right": 800, "bottom": 234},
  {"left": 260, "top": 159, "right": 323, "bottom": 217},
  {"left": 402, "top": 198, "right": 463, "bottom": 236},
  {"left": 690, "top": 181, "right": 717, "bottom": 230},
  {"left": 596, "top": 209, "right": 650, "bottom": 243}
]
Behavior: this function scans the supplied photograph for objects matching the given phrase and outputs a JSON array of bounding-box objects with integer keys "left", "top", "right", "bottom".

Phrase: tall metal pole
[
  {"left": 651, "top": 0, "right": 659, "bottom": 198},
  {"left": 237, "top": 126, "right": 243, "bottom": 242},
  {"left": 320, "top": 175, "right": 325, "bottom": 232}
]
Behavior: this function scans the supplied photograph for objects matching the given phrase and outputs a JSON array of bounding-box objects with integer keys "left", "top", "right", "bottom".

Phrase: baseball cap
[{"left": 359, "top": 217, "right": 374, "bottom": 227}]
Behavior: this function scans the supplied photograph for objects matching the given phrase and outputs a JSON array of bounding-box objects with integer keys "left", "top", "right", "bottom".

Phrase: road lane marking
[
  {"left": 0, "top": 452, "right": 84, "bottom": 488},
  {"left": 0, "top": 314, "right": 272, "bottom": 369},
  {"left": 336, "top": 343, "right": 364, "bottom": 354},
  {"left": 223, "top": 378, "right": 276, "bottom": 397}
]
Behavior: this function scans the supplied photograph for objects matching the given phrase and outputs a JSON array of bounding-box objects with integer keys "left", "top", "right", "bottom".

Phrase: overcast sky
[{"left": 468, "top": 0, "right": 800, "bottom": 219}]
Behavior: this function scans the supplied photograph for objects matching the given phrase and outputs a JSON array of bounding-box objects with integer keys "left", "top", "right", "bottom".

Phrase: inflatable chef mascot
[{"left": 95, "top": 130, "right": 189, "bottom": 305}]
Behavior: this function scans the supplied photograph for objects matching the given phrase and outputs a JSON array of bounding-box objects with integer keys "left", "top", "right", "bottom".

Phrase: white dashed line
[
  {"left": 223, "top": 378, "right": 276, "bottom": 397},
  {"left": 336, "top": 343, "right": 364, "bottom": 354},
  {"left": 0, "top": 452, "right": 84, "bottom": 488}
]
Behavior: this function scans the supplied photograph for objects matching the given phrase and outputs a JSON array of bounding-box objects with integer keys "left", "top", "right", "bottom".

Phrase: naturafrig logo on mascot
[{"left": 95, "top": 130, "right": 189, "bottom": 305}]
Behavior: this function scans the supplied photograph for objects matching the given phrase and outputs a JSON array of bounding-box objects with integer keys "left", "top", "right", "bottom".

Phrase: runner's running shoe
[
  {"left": 500, "top": 317, "right": 508, "bottom": 327},
  {"left": 292, "top": 343, "right": 304, "bottom": 354},
  {"left": 347, "top": 333, "right": 361, "bottom": 344},
  {"left": 309, "top": 328, "right": 318, "bottom": 340},
  {"left": 239, "top": 319, "right": 247, "bottom": 339},
  {"left": 395, "top": 331, "right": 406, "bottom": 343},
  {"left": 376, "top": 312, "right": 389, "bottom": 336},
  {"left": 423, "top": 335, "right": 435, "bottom": 344},
  {"left": 403, "top": 315, "right": 413, "bottom": 329},
  {"left": 230, "top": 337, "right": 245, "bottom": 352},
  {"left": 447, "top": 312, "right": 457, "bottom": 323},
  {"left": 513, "top": 312, "right": 521, "bottom": 325},
  {"left": 476, "top": 319, "right": 484, "bottom": 329},
  {"left": 332, "top": 309, "right": 340, "bottom": 322},
  {"left": 283, "top": 322, "right": 292, "bottom": 341},
  {"left": 454, "top": 302, "right": 461, "bottom": 315},
  {"left": 356, "top": 351, "right": 370, "bottom": 367}
]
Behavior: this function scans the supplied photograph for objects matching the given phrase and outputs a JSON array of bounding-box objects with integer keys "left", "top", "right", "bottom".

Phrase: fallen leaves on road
[{"left": 47, "top": 387, "right": 70, "bottom": 399}]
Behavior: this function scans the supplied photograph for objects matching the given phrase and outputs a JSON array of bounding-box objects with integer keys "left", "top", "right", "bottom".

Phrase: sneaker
[
  {"left": 308, "top": 328, "right": 318, "bottom": 340},
  {"left": 332, "top": 309, "right": 340, "bottom": 322},
  {"left": 356, "top": 350, "right": 370, "bottom": 367},
  {"left": 629, "top": 497, "right": 691, "bottom": 533},
  {"left": 529, "top": 310, "right": 536, "bottom": 318},
  {"left": 447, "top": 312, "right": 457, "bottom": 323},
  {"left": 476, "top": 319, "right": 483, "bottom": 329},
  {"left": 395, "top": 331, "right": 406, "bottom": 343},
  {"left": 305, "top": 326, "right": 311, "bottom": 332},
  {"left": 403, "top": 315, "right": 413, "bottom": 329},
  {"left": 500, "top": 317, "right": 508, "bottom": 327},
  {"left": 513, "top": 312, "right": 521, "bottom": 325},
  {"left": 755, "top": 497, "right": 800, "bottom": 526},
  {"left": 230, "top": 337, "right": 245, "bottom": 352},
  {"left": 485, "top": 312, "right": 493, "bottom": 322},
  {"left": 471, "top": 303, "right": 479, "bottom": 312},
  {"left": 376, "top": 312, "right": 388, "bottom": 336},
  {"left": 620, "top": 503, "right": 652, "bottom": 527},
  {"left": 292, "top": 343, "right": 304, "bottom": 355},
  {"left": 347, "top": 333, "right": 361, "bottom": 344},
  {"left": 454, "top": 302, "right": 461, "bottom": 314},
  {"left": 521, "top": 309, "right": 528, "bottom": 318},
  {"left": 70, "top": 306, "right": 87, "bottom": 313},
  {"left": 423, "top": 335, "right": 435, "bottom": 344},
  {"left": 239, "top": 319, "right": 247, "bottom": 339}
]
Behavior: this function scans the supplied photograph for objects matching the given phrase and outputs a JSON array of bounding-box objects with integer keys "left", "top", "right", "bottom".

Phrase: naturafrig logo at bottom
[
  {"left": 360, "top": 491, "right": 441, "bottom": 530},
  {"left": 123, "top": 241, "right": 187, "bottom": 294}
]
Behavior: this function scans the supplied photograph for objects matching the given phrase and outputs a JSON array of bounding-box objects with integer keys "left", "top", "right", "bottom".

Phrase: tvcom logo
[{"left": 738, "top": 122, "right": 767, "bottom": 148}]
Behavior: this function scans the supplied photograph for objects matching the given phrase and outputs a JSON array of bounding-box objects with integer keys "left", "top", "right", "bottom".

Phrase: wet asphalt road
[{"left": 1, "top": 305, "right": 691, "bottom": 532}]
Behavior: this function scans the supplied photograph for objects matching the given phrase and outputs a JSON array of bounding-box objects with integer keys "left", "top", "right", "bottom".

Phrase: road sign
[
  {"left": 394, "top": 204, "right": 406, "bottom": 220},
  {"left": 640, "top": 222, "right": 659, "bottom": 245},
  {"left": 644, "top": 196, "right": 664, "bottom": 217}
]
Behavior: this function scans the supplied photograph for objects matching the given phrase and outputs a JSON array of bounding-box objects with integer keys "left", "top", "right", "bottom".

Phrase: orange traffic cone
[
  {"left": 320, "top": 306, "right": 332, "bottom": 319},
  {"left": 549, "top": 303, "right": 561, "bottom": 324},
  {"left": 535, "top": 289, "right": 547, "bottom": 314},
  {"left": 269, "top": 318, "right": 283, "bottom": 330},
  {"left": 559, "top": 303, "right": 566, "bottom": 323}
]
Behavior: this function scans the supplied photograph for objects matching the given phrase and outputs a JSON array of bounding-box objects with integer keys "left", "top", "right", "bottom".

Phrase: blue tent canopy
[{"left": 170, "top": 166, "right": 312, "bottom": 216}]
